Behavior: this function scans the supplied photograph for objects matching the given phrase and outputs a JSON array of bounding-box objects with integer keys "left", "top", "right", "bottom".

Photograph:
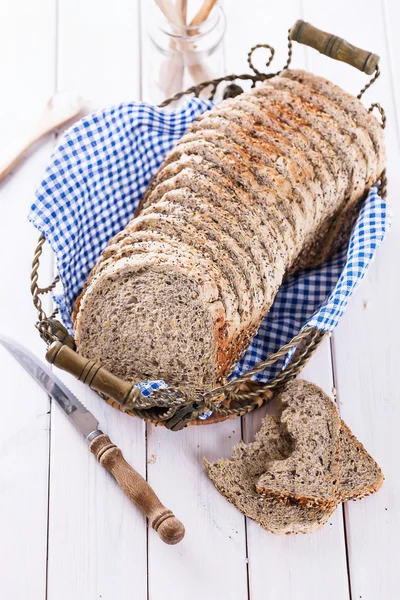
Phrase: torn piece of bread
[
  {"left": 204, "top": 414, "right": 336, "bottom": 535},
  {"left": 205, "top": 380, "right": 383, "bottom": 534}
]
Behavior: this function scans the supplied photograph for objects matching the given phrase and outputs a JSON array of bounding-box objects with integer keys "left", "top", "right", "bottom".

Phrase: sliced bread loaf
[{"left": 74, "top": 72, "right": 384, "bottom": 395}]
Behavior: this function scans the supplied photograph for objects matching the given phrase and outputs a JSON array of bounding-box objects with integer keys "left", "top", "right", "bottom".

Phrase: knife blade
[
  {"left": 0, "top": 334, "right": 99, "bottom": 439},
  {"left": 0, "top": 334, "right": 185, "bottom": 545}
]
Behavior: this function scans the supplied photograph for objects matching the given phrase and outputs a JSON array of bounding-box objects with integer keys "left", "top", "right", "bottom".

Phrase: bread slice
[
  {"left": 204, "top": 414, "right": 336, "bottom": 535},
  {"left": 205, "top": 389, "right": 383, "bottom": 534},
  {"left": 75, "top": 252, "right": 229, "bottom": 394},
  {"left": 87, "top": 235, "right": 242, "bottom": 339},
  {"left": 256, "top": 380, "right": 341, "bottom": 510}
]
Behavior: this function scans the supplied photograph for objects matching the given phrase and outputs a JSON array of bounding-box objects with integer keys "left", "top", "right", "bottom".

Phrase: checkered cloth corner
[
  {"left": 29, "top": 98, "right": 391, "bottom": 403},
  {"left": 29, "top": 97, "right": 214, "bottom": 330}
]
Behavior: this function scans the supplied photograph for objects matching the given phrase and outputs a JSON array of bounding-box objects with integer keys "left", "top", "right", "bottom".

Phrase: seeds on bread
[{"left": 74, "top": 71, "right": 385, "bottom": 395}]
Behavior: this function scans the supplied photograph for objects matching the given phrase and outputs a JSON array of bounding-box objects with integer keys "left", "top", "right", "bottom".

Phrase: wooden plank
[
  {"left": 56, "top": 0, "right": 141, "bottom": 106},
  {"left": 147, "top": 421, "right": 249, "bottom": 600},
  {"left": 45, "top": 2, "right": 147, "bottom": 599},
  {"left": 139, "top": 2, "right": 249, "bottom": 597},
  {"left": 302, "top": 1, "right": 400, "bottom": 599},
  {"left": 224, "top": 2, "right": 350, "bottom": 598},
  {"left": 0, "top": 1, "right": 56, "bottom": 599}
]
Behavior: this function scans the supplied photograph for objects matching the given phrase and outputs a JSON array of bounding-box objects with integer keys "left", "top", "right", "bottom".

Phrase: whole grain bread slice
[
  {"left": 74, "top": 252, "right": 229, "bottom": 394},
  {"left": 255, "top": 380, "right": 341, "bottom": 510},
  {"left": 87, "top": 235, "right": 242, "bottom": 339}
]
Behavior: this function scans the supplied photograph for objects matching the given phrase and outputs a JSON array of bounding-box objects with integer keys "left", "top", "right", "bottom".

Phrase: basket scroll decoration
[{"left": 30, "top": 20, "right": 387, "bottom": 431}]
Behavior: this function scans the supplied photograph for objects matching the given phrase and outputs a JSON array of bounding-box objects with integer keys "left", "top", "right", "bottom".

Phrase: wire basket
[{"left": 30, "top": 21, "right": 387, "bottom": 431}]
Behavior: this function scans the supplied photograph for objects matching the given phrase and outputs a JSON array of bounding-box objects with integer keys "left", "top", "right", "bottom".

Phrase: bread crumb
[
  {"left": 245, "top": 558, "right": 249, "bottom": 564},
  {"left": 148, "top": 453, "right": 157, "bottom": 464},
  {"left": 332, "top": 386, "right": 337, "bottom": 397},
  {"left": 363, "top": 301, "right": 370, "bottom": 309}
]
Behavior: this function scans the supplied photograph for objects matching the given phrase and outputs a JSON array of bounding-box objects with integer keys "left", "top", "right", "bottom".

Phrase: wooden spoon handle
[{"left": 89, "top": 433, "right": 185, "bottom": 545}]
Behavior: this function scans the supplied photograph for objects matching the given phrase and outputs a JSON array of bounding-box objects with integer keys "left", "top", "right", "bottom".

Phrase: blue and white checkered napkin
[{"left": 29, "top": 98, "right": 391, "bottom": 397}]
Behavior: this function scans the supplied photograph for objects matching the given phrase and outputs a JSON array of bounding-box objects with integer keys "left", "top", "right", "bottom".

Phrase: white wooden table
[{"left": 1, "top": 1, "right": 399, "bottom": 599}]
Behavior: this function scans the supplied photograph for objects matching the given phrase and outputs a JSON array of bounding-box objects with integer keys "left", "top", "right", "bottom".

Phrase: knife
[{"left": 0, "top": 334, "right": 185, "bottom": 545}]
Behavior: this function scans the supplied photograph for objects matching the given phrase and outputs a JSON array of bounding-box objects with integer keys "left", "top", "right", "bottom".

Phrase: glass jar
[{"left": 146, "top": 1, "right": 226, "bottom": 105}]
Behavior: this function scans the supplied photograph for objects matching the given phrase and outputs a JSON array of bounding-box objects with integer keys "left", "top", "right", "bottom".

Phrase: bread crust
[
  {"left": 282, "top": 69, "right": 386, "bottom": 176},
  {"left": 268, "top": 75, "right": 378, "bottom": 187}
]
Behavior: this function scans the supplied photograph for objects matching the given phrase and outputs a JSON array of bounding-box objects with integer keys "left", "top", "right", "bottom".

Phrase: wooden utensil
[
  {"left": 0, "top": 90, "right": 83, "bottom": 183},
  {"left": 0, "top": 334, "right": 185, "bottom": 545}
]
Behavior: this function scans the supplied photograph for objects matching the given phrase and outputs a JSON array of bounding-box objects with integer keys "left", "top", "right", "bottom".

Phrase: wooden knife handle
[
  {"left": 290, "top": 20, "right": 379, "bottom": 74},
  {"left": 89, "top": 433, "right": 185, "bottom": 545}
]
